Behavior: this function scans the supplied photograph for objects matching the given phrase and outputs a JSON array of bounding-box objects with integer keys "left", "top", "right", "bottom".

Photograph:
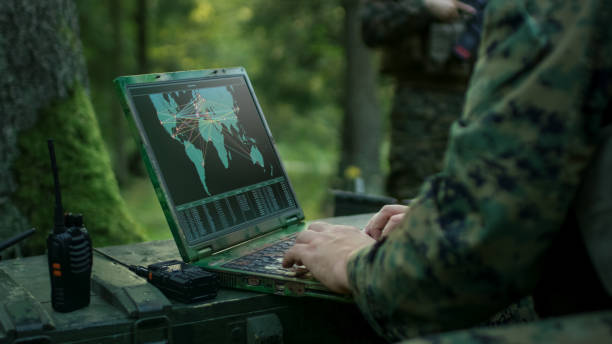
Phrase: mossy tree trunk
[{"left": 0, "top": 0, "right": 145, "bottom": 257}]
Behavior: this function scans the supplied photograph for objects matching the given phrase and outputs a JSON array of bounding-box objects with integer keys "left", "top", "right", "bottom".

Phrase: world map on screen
[{"left": 149, "top": 86, "right": 266, "bottom": 195}]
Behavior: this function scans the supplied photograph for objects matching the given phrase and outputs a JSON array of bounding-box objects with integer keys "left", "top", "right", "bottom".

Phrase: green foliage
[
  {"left": 12, "top": 83, "right": 146, "bottom": 254},
  {"left": 122, "top": 178, "right": 167, "bottom": 241},
  {"left": 76, "top": 0, "right": 141, "bottom": 183},
  {"left": 144, "top": 0, "right": 345, "bottom": 156},
  {"left": 244, "top": 1, "right": 346, "bottom": 197},
  {"left": 76, "top": 0, "right": 351, "bottom": 239}
]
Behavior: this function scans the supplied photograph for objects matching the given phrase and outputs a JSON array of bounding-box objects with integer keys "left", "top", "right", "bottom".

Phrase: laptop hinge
[
  {"left": 283, "top": 215, "right": 302, "bottom": 227},
  {"left": 284, "top": 215, "right": 301, "bottom": 226},
  {"left": 192, "top": 247, "right": 213, "bottom": 262}
]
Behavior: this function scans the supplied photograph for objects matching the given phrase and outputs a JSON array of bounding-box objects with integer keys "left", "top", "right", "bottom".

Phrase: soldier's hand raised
[{"left": 425, "top": 0, "right": 476, "bottom": 22}]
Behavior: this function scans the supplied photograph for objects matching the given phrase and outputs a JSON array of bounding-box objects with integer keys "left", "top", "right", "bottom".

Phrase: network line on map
[
  {"left": 156, "top": 92, "right": 257, "bottom": 167},
  {"left": 150, "top": 87, "right": 268, "bottom": 195}
]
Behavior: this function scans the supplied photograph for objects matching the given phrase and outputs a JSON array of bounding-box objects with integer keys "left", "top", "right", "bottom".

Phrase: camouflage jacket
[
  {"left": 349, "top": 0, "right": 612, "bottom": 341},
  {"left": 361, "top": 0, "right": 472, "bottom": 89}
]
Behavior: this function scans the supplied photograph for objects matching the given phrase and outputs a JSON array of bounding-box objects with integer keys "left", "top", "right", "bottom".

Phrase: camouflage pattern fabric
[
  {"left": 362, "top": 0, "right": 431, "bottom": 49},
  {"left": 480, "top": 296, "right": 537, "bottom": 327},
  {"left": 402, "top": 310, "right": 612, "bottom": 344},
  {"left": 387, "top": 86, "right": 465, "bottom": 200},
  {"left": 361, "top": 0, "right": 473, "bottom": 200},
  {"left": 349, "top": 0, "right": 612, "bottom": 342},
  {"left": 361, "top": 0, "right": 471, "bottom": 82}
]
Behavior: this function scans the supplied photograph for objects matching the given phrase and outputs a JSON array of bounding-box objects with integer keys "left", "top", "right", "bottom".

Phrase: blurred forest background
[
  {"left": 1, "top": 0, "right": 393, "bottom": 254},
  {"left": 77, "top": 0, "right": 392, "bottom": 240}
]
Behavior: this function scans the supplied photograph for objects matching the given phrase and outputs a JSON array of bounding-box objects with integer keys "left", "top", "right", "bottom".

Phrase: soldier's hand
[
  {"left": 364, "top": 205, "right": 410, "bottom": 240},
  {"left": 425, "top": 0, "right": 476, "bottom": 22},
  {"left": 282, "top": 222, "right": 375, "bottom": 294}
]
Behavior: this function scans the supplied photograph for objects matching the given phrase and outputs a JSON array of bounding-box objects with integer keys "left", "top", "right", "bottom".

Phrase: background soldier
[{"left": 361, "top": 0, "right": 479, "bottom": 200}]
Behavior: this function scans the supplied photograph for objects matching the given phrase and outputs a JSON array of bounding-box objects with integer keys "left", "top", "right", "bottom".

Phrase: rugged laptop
[{"left": 114, "top": 67, "right": 348, "bottom": 301}]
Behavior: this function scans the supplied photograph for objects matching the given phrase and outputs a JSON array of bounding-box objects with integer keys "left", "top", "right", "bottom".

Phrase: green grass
[
  {"left": 285, "top": 169, "right": 334, "bottom": 221},
  {"left": 121, "top": 178, "right": 170, "bottom": 241}
]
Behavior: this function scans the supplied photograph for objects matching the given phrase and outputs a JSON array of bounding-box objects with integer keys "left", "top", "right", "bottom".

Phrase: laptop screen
[{"left": 126, "top": 75, "right": 299, "bottom": 245}]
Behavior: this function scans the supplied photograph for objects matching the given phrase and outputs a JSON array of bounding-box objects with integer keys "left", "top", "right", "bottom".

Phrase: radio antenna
[
  {"left": 47, "top": 139, "right": 66, "bottom": 233},
  {"left": 0, "top": 228, "right": 36, "bottom": 252}
]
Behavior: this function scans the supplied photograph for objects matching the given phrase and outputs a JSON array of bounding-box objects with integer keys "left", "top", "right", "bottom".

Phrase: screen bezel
[{"left": 114, "top": 67, "right": 304, "bottom": 262}]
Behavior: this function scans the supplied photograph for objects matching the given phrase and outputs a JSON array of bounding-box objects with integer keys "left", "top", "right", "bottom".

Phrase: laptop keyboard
[{"left": 221, "top": 234, "right": 309, "bottom": 277}]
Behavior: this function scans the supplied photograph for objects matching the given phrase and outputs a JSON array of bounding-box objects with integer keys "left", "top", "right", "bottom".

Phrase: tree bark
[
  {"left": 109, "top": 0, "right": 130, "bottom": 185},
  {"left": 136, "top": 0, "right": 149, "bottom": 75},
  {"left": 128, "top": 0, "right": 149, "bottom": 176},
  {"left": 0, "top": 0, "right": 145, "bottom": 257},
  {"left": 340, "top": 0, "right": 383, "bottom": 194}
]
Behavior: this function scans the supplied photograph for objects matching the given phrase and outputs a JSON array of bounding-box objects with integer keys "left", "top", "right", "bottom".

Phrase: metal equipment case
[{"left": 0, "top": 215, "right": 383, "bottom": 344}]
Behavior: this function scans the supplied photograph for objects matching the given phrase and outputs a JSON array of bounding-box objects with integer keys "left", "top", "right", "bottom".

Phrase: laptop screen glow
[{"left": 127, "top": 75, "right": 298, "bottom": 244}]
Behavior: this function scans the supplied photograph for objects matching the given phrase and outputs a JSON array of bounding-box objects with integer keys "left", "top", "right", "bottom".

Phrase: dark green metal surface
[
  {"left": 0, "top": 214, "right": 383, "bottom": 344},
  {"left": 2, "top": 212, "right": 611, "bottom": 343}
]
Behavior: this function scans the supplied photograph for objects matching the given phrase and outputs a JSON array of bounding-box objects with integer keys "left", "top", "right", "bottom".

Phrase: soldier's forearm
[{"left": 347, "top": 0, "right": 607, "bottom": 341}]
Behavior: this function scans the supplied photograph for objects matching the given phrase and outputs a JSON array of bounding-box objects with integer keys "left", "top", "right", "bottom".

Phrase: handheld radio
[
  {"left": 47, "top": 139, "right": 93, "bottom": 312},
  {"left": 453, "top": 0, "right": 488, "bottom": 61},
  {"left": 94, "top": 248, "right": 219, "bottom": 303}
]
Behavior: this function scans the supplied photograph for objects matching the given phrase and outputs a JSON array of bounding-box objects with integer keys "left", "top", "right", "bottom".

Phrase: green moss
[
  {"left": 12, "top": 82, "right": 145, "bottom": 255},
  {"left": 59, "top": 19, "right": 82, "bottom": 57}
]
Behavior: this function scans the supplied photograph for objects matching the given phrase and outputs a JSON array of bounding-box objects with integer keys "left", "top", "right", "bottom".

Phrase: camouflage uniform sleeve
[
  {"left": 348, "top": 0, "right": 612, "bottom": 341},
  {"left": 402, "top": 310, "right": 612, "bottom": 344},
  {"left": 361, "top": 0, "right": 431, "bottom": 47}
]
